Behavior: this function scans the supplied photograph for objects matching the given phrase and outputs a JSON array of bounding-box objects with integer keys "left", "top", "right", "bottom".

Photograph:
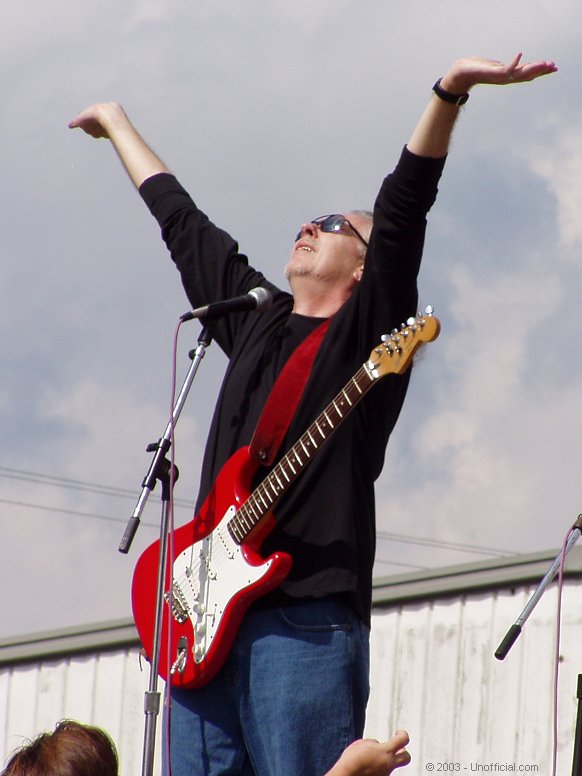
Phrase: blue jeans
[{"left": 164, "top": 596, "right": 370, "bottom": 776}]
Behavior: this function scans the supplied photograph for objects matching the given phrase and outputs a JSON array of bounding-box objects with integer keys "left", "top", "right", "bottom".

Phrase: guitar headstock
[{"left": 366, "top": 307, "right": 440, "bottom": 378}]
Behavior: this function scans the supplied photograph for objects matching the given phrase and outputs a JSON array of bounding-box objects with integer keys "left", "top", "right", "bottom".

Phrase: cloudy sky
[{"left": 2, "top": 0, "right": 582, "bottom": 639}]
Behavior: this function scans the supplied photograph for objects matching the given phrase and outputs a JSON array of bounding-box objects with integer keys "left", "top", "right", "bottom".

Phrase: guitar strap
[{"left": 249, "top": 317, "right": 332, "bottom": 467}]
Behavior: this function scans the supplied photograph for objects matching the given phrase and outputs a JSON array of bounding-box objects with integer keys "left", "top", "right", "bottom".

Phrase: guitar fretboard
[{"left": 226, "top": 310, "right": 438, "bottom": 545}]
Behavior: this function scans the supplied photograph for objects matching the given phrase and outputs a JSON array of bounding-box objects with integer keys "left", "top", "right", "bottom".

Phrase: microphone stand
[
  {"left": 494, "top": 515, "right": 582, "bottom": 776},
  {"left": 572, "top": 675, "right": 582, "bottom": 776},
  {"left": 494, "top": 515, "right": 582, "bottom": 660},
  {"left": 118, "top": 324, "right": 213, "bottom": 776}
]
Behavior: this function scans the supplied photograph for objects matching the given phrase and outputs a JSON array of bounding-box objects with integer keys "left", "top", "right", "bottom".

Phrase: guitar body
[{"left": 131, "top": 446, "right": 293, "bottom": 689}]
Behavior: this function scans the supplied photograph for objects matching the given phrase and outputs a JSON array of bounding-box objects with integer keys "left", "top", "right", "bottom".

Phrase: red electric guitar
[{"left": 132, "top": 310, "right": 440, "bottom": 689}]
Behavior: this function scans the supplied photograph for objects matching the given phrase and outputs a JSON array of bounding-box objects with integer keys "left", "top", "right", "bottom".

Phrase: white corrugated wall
[{"left": 366, "top": 582, "right": 582, "bottom": 773}]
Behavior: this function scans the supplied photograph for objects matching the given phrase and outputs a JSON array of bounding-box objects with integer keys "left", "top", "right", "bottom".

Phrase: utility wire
[
  {"left": 374, "top": 557, "right": 427, "bottom": 571},
  {"left": 376, "top": 530, "right": 511, "bottom": 558},
  {"left": 0, "top": 465, "right": 195, "bottom": 508},
  {"left": 0, "top": 498, "right": 161, "bottom": 528}
]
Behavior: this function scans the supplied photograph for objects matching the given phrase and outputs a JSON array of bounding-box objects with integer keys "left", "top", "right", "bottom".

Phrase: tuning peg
[{"left": 424, "top": 304, "right": 434, "bottom": 316}]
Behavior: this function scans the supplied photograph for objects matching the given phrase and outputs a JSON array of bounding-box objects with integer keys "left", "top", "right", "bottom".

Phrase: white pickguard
[{"left": 169, "top": 506, "right": 273, "bottom": 662}]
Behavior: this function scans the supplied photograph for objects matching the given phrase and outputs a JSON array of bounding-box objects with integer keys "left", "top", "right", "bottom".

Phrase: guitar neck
[
  {"left": 228, "top": 361, "right": 376, "bottom": 544},
  {"left": 226, "top": 310, "right": 439, "bottom": 545}
]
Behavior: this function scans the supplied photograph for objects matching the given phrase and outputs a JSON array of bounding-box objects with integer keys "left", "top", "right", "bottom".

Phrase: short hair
[
  {"left": 349, "top": 210, "right": 373, "bottom": 259},
  {"left": 1, "top": 720, "right": 118, "bottom": 776},
  {"left": 350, "top": 209, "right": 373, "bottom": 222}
]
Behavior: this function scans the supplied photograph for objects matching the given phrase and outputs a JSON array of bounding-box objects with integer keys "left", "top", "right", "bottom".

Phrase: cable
[
  {"left": 0, "top": 465, "right": 195, "bottom": 508},
  {"left": 376, "top": 530, "right": 510, "bottom": 557},
  {"left": 374, "top": 557, "right": 427, "bottom": 571},
  {"left": 0, "top": 497, "right": 161, "bottom": 528},
  {"left": 0, "top": 466, "right": 136, "bottom": 497}
]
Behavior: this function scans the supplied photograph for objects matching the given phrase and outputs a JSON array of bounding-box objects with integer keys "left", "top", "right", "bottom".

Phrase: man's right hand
[
  {"left": 68, "top": 102, "right": 170, "bottom": 188},
  {"left": 68, "top": 102, "right": 126, "bottom": 139}
]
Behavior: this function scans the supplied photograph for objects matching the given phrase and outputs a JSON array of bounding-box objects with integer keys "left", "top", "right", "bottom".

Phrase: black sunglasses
[{"left": 295, "top": 214, "right": 369, "bottom": 248}]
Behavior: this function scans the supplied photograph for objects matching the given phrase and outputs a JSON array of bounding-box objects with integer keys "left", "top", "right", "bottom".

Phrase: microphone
[{"left": 180, "top": 287, "right": 273, "bottom": 322}]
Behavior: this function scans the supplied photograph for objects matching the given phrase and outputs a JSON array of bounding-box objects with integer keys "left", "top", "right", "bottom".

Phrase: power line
[
  {"left": 0, "top": 465, "right": 195, "bottom": 508},
  {"left": 376, "top": 530, "right": 510, "bottom": 557},
  {"left": 0, "top": 498, "right": 160, "bottom": 528},
  {"left": 374, "top": 557, "right": 427, "bottom": 571}
]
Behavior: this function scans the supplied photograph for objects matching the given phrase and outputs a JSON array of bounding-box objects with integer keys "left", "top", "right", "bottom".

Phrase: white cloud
[{"left": 525, "top": 122, "right": 582, "bottom": 250}]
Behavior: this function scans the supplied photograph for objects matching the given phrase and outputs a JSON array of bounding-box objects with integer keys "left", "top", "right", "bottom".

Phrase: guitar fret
[
  {"left": 268, "top": 474, "right": 280, "bottom": 496},
  {"left": 315, "top": 420, "right": 326, "bottom": 439},
  {"left": 333, "top": 399, "right": 344, "bottom": 417},
  {"left": 238, "top": 514, "right": 249, "bottom": 534},
  {"left": 229, "top": 520, "right": 242, "bottom": 543},
  {"left": 342, "top": 388, "right": 353, "bottom": 406},
  {"left": 257, "top": 482, "right": 270, "bottom": 514},
  {"left": 287, "top": 457, "right": 297, "bottom": 475},
  {"left": 238, "top": 507, "right": 253, "bottom": 536},
  {"left": 300, "top": 438, "right": 310, "bottom": 457},
  {"left": 231, "top": 514, "right": 242, "bottom": 536},
  {"left": 323, "top": 410, "right": 334, "bottom": 429},
  {"left": 246, "top": 499, "right": 261, "bottom": 523},
  {"left": 274, "top": 471, "right": 284, "bottom": 489},
  {"left": 307, "top": 429, "right": 318, "bottom": 448},
  {"left": 263, "top": 480, "right": 277, "bottom": 507}
]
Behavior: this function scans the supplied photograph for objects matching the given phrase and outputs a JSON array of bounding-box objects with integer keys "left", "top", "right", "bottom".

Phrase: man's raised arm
[
  {"left": 407, "top": 52, "right": 557, "bottom": 159},
  {"left": 68, "top": 102, "right": 169, "bottom": 188}
]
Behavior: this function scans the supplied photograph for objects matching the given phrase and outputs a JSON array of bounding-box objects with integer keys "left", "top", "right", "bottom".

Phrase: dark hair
[
  {"left": 1, "top": 720, "right": 118, "bottom": 776},
  {"left": 349, "top": 210, "right": 373, "bottom": 259}
]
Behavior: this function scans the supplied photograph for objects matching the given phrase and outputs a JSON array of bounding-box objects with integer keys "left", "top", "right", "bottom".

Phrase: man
[{"left": 69, "top": 53, "right": 556, "bottom": 776}]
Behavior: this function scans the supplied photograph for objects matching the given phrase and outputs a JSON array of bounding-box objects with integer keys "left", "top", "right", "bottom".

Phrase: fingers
[
  {"left": 446, "top": 52, "right": 557, "bottom": 92},
  {"left": 388, "top": 730, "right": 410, "bottom": 750},
  {"left": 67, "top": 102, "right": 129, "bottom": 139},
  {"left": 501, "top": 52, "right": 557, "bottom": 83},
  {"left": 393, "top": 747, "right": 412, "bottom": 770},
  {"left": 506, "top": 51, "right": 523, "bottom": 74},
  {"left": 68, "top": 106, "right": 107, "bottom": 138},
  {"left": 385, "top": 730, "right": 411, "bottom": 770}
]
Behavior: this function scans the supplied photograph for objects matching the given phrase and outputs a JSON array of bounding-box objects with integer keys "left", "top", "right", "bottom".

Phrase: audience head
[{"left": 1, "top": 720, "right": 118, "bottom": 776}]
